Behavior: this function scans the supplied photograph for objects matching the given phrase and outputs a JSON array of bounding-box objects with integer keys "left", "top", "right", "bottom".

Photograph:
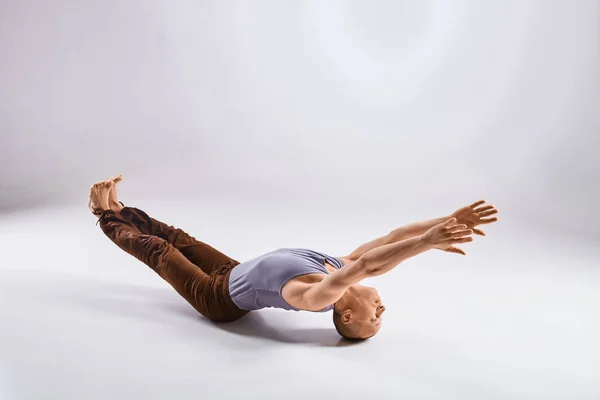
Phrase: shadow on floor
[
  {"left": 35, "top": 272, "right": 363, "bottom": 347},
  {"left": 167, "top": 303, "right": 361, "bottom": 347}
]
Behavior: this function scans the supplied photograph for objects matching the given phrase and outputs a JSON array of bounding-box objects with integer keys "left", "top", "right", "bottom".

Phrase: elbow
[{"left": 354, "top": 256, "right": 378, "bottom": 277}]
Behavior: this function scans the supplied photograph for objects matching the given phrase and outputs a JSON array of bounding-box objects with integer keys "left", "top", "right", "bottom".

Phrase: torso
[
  {"left": 227, "top": 248, "right": 347, "bottom": 313},
  {"left": 280, "top": 262, "right": 338, "bottom": 310}
]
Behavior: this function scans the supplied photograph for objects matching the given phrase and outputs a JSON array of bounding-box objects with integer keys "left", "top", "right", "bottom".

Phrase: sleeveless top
[{"left": 227, "top": 248, "right": 345, "bottom": 312}]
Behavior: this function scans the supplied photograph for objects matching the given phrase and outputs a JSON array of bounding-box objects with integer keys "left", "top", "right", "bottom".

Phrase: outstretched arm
[
  {"left": 342, "top": 200, "right": 498, "bottom": 261},
  {"left": 358, "top": 218, "right": 472, "bottom": 277},
  {"left": 343, "top": 216, "right": 448, "bottom": 261},
  {"left": 301, "top": 218, "right": 473, "bottom": 311}
]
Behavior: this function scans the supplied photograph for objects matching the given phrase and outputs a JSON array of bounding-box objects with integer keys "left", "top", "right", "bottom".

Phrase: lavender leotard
[{"left": 227, "top": 248, "right": 345, "bottom": 312}]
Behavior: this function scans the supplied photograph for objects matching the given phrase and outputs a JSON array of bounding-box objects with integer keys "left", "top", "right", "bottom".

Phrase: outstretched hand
[
  {"left": 423, "top": 218, "right": 474, "bottom": 255},
  {"left": 451, "top": 200, "right": 499, "bottom": 236}
]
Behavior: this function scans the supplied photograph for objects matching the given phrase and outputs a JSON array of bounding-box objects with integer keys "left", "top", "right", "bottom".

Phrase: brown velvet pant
[{"left": 97, "top": 206, "right": 249, "bottom": 322}]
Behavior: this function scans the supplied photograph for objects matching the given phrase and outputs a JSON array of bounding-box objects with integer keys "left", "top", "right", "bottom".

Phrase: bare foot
[
  {"left": 88, "top": 178, "right": 115, "bottom": 215},
  {"left": 108, "top": 174, "right": 124, "bottom": 212}
]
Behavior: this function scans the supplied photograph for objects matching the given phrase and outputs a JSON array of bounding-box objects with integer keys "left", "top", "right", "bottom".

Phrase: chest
[{"left": 280, "top": 261, "right": 337, "bottom": 310}]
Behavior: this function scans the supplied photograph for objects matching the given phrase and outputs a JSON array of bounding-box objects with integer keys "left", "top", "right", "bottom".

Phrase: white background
[{"left": 1, "top": 1, "right": 599, "bottom": 399}]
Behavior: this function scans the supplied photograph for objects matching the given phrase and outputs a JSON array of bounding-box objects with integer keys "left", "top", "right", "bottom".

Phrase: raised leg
[
  {"left": 105, "top": 175, "right": 236, "bottom": 275},
  {"left": 88, "top": 176, "right": 247, "bottom": 322},
  {"left": 116, "top": 207, "right": 234, "bottom": 275},
  {"left": 101, "top": 210, "right": 218, "bottom": 314}
]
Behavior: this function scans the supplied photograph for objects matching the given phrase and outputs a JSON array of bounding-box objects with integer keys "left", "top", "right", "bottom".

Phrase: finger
[
  {"left": 445, "top": 223, "right": 468, "bottom": 231},
  {"left": 474, "top": 205, "right": 494, "bottom": 213},
  {"left": 111, "top": 174, "right": 123, "bottom": 183},
  {"left": 478, "top": 209, "right": 498, "bottom": 218},
  {"left": 450, "top": 237, "right": 474, "bottom": 244},
  {"left": 469, "top": 200, "right": 486, "bottom": 208},
  {"left": 449, "top": 229, "right": 473, "bottom": 238},
  {"left": 445, "top": 246, "right": 466, "bottom": 255},
  {"left": 443, "top": 236, "right": 473, "bottom": 243},
  {"left": 442, "top": 218, "right": 457, "bottom": 227},
  {"left": 473, "top": 228, "right": 486, "bottom": 236},
  {"left": 442, "top": 236, "right": 473, "bottom": 245},
  {"left": 479, "top": 217, "right": 498, "bottom": 224}
]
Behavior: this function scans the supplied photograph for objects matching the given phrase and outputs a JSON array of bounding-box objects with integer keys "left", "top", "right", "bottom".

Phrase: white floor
[{"left": 0, "top": 202, "right": 598, "bottom": 400}]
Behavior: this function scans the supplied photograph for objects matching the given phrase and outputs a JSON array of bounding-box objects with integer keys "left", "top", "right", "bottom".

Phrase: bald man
[{"left": 88, "top": 175, "right": 498, "bottom": 340}]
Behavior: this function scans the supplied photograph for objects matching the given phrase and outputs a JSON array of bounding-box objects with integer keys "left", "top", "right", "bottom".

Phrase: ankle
[{"left": 109, "top": 200, "right": 124, "bottom": 212}]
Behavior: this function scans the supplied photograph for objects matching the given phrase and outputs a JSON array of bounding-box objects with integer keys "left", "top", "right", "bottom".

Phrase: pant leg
[
  {"left": 115, "top": 206, "right": 234, "bottom": 275},
  {"left": 97, "top": 209, "right": 244, "bottom": 321}
]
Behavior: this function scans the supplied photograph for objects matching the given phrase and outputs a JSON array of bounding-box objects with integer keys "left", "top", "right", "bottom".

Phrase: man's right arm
[{"left": 300, "top": 236, "right": 432, "bottom": 310}]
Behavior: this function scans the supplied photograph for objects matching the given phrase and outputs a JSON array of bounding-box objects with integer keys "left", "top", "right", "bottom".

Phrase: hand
[
  {"left": 451, "top": 200, "right": 499, "bottom": 236},
  {"left": 422, "top": 218, "right": 473, "bottom": 255}
]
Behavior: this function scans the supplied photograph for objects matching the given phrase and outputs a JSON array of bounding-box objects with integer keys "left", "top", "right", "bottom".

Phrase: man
[{"left": 89, "top": 175, "right": 498, "bottom": 340}]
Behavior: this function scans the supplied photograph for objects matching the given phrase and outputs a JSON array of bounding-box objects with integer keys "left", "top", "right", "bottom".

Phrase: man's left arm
[
  {"left": 340, "top": 200, "right": 498, "bottom": 262},
  {"left": 341, "top": 216, "right": 448, "bottom": 261}
]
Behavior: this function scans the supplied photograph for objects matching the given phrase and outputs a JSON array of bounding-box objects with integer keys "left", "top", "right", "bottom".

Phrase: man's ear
[{"left": 342, "top": 309, "right": 352, "bottom": 324}]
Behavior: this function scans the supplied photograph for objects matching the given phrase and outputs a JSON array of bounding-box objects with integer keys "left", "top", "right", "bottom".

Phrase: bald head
[
  {"left": 332, "top": 285, "right": 385, "bottom": 340},
  {"left": 333, "top": 310, "right": 377, "bottom": 340}
]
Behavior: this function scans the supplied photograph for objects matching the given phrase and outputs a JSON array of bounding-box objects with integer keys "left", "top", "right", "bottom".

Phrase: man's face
[{"left": 350, "top": 286, "right": 386, "bottom": 338}]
